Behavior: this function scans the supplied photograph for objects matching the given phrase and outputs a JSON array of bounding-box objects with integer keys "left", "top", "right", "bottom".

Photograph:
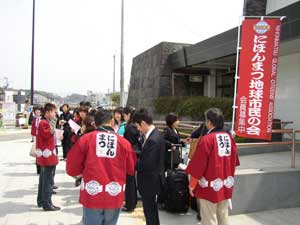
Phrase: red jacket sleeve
[
  {"left": 66, "top": 137, "right": 87, "bottom": 176},
  {"left": 231, "top": 136, "right": 240, "bottom": 167},
  {"left": 125, "top": 140, "right": 137, "bottom": 176},
  {"left": 185, "top": 136, "right": 210, "bottom": 179},
  {"left": 38, "top": 120, "right": 53, "bottom": 140}
]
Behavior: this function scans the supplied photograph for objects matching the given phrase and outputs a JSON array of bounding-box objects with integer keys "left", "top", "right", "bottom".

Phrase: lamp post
[
  {"left": 113, "top": 54, "right": 116, "bottom": 93},
  {"left": 30, "top": 0, "right": 35, "bottom": 105},
  {"left": 120, "top": 0, "right": 124, "bottom": 107}
]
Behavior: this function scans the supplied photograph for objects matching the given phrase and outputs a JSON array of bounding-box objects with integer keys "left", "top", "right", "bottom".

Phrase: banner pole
[{"left": 231, "top": 16, "right": 244, "bottom": 134}]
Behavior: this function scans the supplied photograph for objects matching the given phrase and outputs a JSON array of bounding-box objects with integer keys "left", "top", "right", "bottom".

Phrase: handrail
[
  {"left": 155, "top": 122, "right": 294, "bottom": 134},
  {"left": 154, "top": 120, "right": 293, "bottom": 125},
  {"left": 157, "top": 124, "right": 300, "bottom": 168}
]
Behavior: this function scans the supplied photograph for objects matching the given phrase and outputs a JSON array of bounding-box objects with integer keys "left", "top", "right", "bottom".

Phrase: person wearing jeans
[
  {"left": 66, "top": 109, "right": 136, "bottom": 225},
  {"left": 36, "top": 103, "right": 60, "bottom": 211},
  {"left": 37, "top": 166, "right": 55, "bottom": 208},
  {"left": 83, "top": 208, "right": 121, "bottom": 225}
]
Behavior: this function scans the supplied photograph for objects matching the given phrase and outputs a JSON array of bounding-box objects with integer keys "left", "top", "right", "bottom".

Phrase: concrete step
[
  {"left": 230, "top": 207, "right": 300, "bottom": 225},
  {"left": 232, "top": 151, "right": 300, "bottom": 214}
]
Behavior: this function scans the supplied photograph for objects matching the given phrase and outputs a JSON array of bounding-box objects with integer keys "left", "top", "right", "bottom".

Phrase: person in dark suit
[
  {"left": 122, "top": 107, "right": 141, "bottom": 212},
  {"left": 59, "top": 104, "right": 73, "bottom": 160},
  {"left": 132, "top": 109, "right": 165, "bottom": 225},
  {"left": 163, "top": 113, "right": 185, "bottom": 170}
]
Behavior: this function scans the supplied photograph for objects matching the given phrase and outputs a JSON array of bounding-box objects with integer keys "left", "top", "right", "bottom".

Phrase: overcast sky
[{"left": 0, "top": 0, "right": 244, "bottom": 96}]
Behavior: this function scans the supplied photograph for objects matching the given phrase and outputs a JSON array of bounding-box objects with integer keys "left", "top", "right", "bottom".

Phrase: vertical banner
[{"left": 234, "top": 18, "right": 282, "bottom": 140}]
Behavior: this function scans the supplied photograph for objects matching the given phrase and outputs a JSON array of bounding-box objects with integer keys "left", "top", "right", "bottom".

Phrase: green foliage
[
  {"left": 111, "top": 93, "right": 120, "bottom": 106},
  {"left": 234, "top": 136, "right": 248, "bottom": 143},
  {"left": 154, "top": 96, "right": 233, "bottom": 121}
]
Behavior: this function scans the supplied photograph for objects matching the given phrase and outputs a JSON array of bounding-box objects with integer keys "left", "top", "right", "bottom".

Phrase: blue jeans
[
  {"left": 37, "top": 166, "right": 55, "bottom": 208},
  {"left": 83, "top": 207, "right": 121, "bottom": 225}
]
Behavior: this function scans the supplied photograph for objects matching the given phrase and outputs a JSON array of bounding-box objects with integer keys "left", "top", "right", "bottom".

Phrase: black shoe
[
  {"left": 75, "top": 177, "right": 82, "bottom": 187},
  {"left": 51, "top": 204, "right": 61, "bottom": 210},
  {"left": 52, "top": 185, "right": 58, "bottom": 190},
  {"left": 37, "top": 203, "right": 42, "bottom": 208},
  {"left": 121, "top": 206, "right": 134, "bottom": 212},
  {"left": 52, "top": 190, "right": 57, "bottom": 194},
  {"left": 197, "top": 214, "right": 201, "bottom": 221},
  {"left": 43, "top": 205, "right": 60, "bottom": 211}
]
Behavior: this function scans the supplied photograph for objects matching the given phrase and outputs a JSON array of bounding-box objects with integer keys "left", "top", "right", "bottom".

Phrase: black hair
[
  {"left": 94, "top": 109, "right": 113, "bottom": 127},
  {"left": 82, "top": 113, "right": 96, "bottom": 134},
  {"left": 165, "top": 112, "right": 178, "bottom": 128},
  {"left": 131, "top": 108, "right": 153, "bottom": 125},
  {"left": 43, "top": 103, "right": 56, "bottom": 114},
  {"left": 62, "top": 103, "right": 70, "bottom": 109},
  {"left": 83, "top": 101, "right": 91, "bottom": 108},
  {"left": 33, "top": 105, "right": 42, "bottom": 112},
  {"left": 89, "top": 109, "right": 97, "bottom": 117},
  {"left": 113, "top": 107, "right": 124, "bottom": 124},
  {"left": 73, "top": 108, "right": 80, "bottom": 117},
  {"left": 78, "top": 106, "right": 89, "bottom": 113},
  {"left": 123, "top": 107, "right": 136, "bottom": 124},
  {"left": 205, "top": 108, "right": 224, "bottom": 130},
  {"left": 113, "top": 107, "right": 123, "bottom": 115},
  {"left": 79, "top": 101, "right": 85, "bottom": 107}
]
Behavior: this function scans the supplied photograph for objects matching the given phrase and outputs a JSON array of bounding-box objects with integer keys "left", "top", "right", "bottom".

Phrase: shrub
[{"left": 154, "top": 96, "right": 233, "bottom": 121}]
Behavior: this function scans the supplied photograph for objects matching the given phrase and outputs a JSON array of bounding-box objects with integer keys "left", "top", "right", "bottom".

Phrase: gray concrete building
[{"left": 127, "top": 0, "right": 300, "bottom": 128}]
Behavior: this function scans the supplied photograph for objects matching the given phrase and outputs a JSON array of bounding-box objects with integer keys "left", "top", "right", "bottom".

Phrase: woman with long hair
[
  {"left": 163, "top": 112, "right": 185, "bottom": 170},
  {"left": 113, "top": 107, "right": 126, "bottom": 136},
  {"left": 122, "top": 107, "right": 141, "bottom": 212}
]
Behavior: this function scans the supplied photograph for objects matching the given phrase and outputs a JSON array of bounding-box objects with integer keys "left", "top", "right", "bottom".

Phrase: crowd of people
[{"left": 30, "top": 101, "right": 239, "bottom": 225}]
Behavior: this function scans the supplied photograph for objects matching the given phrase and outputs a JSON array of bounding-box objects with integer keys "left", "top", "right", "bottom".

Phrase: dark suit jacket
[
  {"left": 124, "top": 123, "right": 142, "bottom": 156},
  {"left": 59, "top": 112, "right": 73, "bottom": 137},
  {"left": 163, "top": 127, "right": 183, "bottom": 165},
  {"left": 136, "top": 128, "right": 165, "bottom": 197}
]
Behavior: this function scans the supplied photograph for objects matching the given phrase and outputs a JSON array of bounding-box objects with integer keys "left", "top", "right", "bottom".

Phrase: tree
[{"left": 111, "top": 93, "right": 120, "bottom": 107}]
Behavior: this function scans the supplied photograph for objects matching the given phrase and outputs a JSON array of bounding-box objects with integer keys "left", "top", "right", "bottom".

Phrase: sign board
[
  {"left": 189, "top": 76, "right": 203, "bottom": 82},
  {"left": 2, "top": 102, "right": 16, "bottom": 126},
  {"left": 234, "top": 18, "right": 282, "bottom": 140}
]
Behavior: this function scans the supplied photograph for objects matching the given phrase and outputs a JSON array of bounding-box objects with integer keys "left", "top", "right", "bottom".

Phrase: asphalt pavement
[{"left": 0, "top": 130, "right": 299, "bottom": 225}]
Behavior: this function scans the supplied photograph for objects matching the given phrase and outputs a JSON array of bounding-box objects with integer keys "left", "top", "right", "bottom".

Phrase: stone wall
[{"left": 127, "top": 42, "right": 190, "bottom": 114}]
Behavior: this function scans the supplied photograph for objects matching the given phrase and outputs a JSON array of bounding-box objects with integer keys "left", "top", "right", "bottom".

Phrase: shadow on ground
[
  {"left": 3, "top": 162, "right": 35, "bottom": 167},
  {"left": 0, "top": 202, "right": 37, "bottom": 217},
  {"left": 3, "top": 172, "right": 39, "bottom": 177},
  {"left": 2, "top": 189, "right": 36, "bottom": 198},
  {"left": 61, "top": 206, "right": 82, "bottom": 217},
  {"left": 3, "top": 169, "right": 66, "bottom": 177}
]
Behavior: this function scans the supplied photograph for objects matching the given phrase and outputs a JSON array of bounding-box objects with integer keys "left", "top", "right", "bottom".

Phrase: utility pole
[
  {"left": 113, "top": 54, "right": 116, "bottom": 93},
  {"left": 120, "top": 0, "right": 124, "bottom": 107},
  {"left": 30, "top": 0, "right": 35, "bottom": 105}
]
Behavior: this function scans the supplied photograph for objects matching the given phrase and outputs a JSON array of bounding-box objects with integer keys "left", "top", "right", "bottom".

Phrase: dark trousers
[
  {"left": 142, "top": 195, "right": 160, "bottom": 225},
  {"left": 36, "top": 162, "right": 40, "bottom": 174},
  {"left": 37, "top": 166, "right": 55, "bottom": 208},
  {"left": 62, "top": 134, "right": 72, "bottom": 159},
  {"left": 124, "top": 175, "right": 137, "bottom": 210}
]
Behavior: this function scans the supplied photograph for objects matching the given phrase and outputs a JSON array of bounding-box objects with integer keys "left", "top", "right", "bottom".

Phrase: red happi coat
[
  {"left": 31, "top": 117, "right": 41, "bottom": 136},
  {"left": 186, "top": 131, "right": 240, "bottom": 203},
  {"left": 66, "top": 129, "right": 137, "bottom": 209},
  {"left": 36, "top": 119, "right": 58, "bottom": 166}
]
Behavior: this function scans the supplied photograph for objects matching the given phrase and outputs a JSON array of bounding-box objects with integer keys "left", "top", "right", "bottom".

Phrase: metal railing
[
  {"left": 154, "top": 121, "right": 300, "bottom": 168},
  {"left": 236, "top": 129, "right": 300, "bottom": 168}
]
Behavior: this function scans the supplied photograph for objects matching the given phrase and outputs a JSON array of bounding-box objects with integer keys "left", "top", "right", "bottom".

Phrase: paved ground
[{"left": 0, "top": 130, "right": 300, "bottom": 225}]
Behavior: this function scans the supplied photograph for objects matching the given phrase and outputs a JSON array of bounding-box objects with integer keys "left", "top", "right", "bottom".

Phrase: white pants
[{"left": 197, "top": 199, "right": 229, "bottom": 225}]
